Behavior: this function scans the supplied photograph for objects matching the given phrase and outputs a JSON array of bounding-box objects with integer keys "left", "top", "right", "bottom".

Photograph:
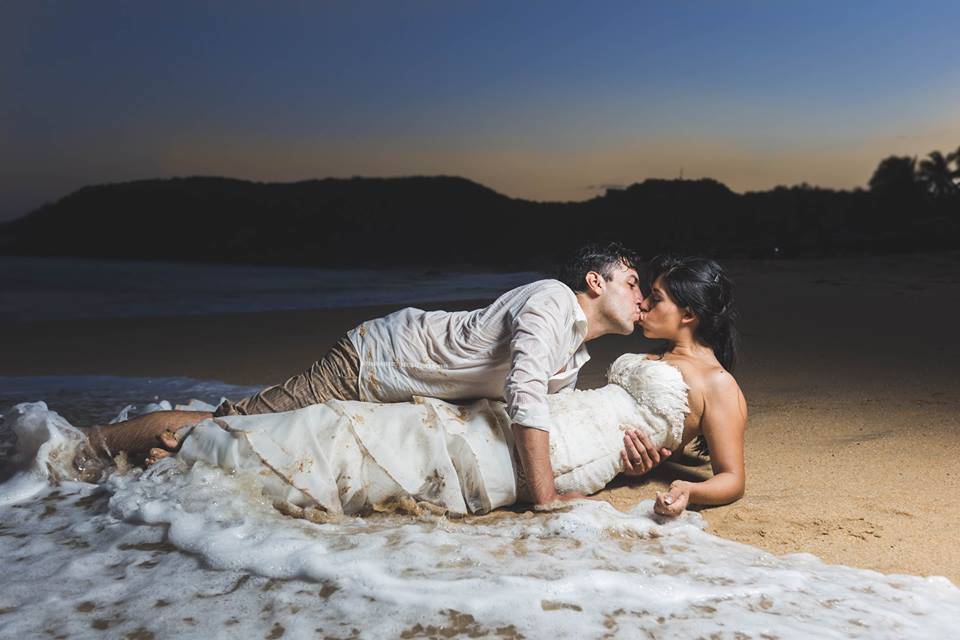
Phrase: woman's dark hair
[
  {"left": 558, "top": 242, "right": 642, "bottom": 293},
  {"left": 648, "top": 255, "right": 739, "bottom": 456}
]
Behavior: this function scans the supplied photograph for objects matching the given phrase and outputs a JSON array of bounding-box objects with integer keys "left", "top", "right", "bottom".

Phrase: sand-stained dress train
[{"left": 177, "top": 354, "right": 690, "bottom": 515}]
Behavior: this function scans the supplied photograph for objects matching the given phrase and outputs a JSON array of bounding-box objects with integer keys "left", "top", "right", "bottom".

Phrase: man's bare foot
[
  {"left": 144, "top": 429, "right": 185, "bottom": 466},
  {"left": 157, "top": 429, "right": 182, "bottom": 451},
  {"left": 145, "top": 447, "right": 173, "bottom": 466}
]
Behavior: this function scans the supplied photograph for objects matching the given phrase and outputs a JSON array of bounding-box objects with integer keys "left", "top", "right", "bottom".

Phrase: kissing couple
[{"left": 88, "top": 243, "right": 746, "bottom": 519}]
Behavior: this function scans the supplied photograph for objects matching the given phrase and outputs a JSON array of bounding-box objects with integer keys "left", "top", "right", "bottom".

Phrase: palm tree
[
  {"left": 948, "top": 146, "right": 960, "bottom": 185},
  {"left": 918, "top": 151, "right": 957, "bottom": 199}
]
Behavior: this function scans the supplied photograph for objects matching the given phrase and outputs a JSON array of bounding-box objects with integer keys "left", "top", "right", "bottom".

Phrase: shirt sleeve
[{"left": 504, "top": 287, "right": 573, "bottom": 432}]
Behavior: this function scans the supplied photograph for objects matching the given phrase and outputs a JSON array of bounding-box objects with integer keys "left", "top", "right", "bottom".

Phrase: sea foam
[{"left": 1, "top": 398, "right": 959, "bottom": 639}]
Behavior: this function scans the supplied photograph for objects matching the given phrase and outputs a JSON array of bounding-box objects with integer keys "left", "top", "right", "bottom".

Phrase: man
[{"left": 92, "top": 242, "right": 667, "bottom": 507}]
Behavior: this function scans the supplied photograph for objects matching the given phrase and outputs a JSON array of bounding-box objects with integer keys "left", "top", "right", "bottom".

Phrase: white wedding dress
[{"left": 178, "top": 354, "right": 689, "bottom": 515}]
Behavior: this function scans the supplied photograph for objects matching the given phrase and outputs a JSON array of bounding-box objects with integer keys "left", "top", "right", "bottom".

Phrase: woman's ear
[{"left": 680, "top": 308, "right": 698, "bottom": 327}]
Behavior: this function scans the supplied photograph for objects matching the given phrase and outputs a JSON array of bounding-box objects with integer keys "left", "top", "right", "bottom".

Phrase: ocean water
[
  {"left": 0, "top": 256, "right": 547, "bottom": 323},
  {"left": 0, "top": 375, "right": 264, "bottom": 427},
  {"left": 1, "top": 378, "right": 959, "bottom": 639}
]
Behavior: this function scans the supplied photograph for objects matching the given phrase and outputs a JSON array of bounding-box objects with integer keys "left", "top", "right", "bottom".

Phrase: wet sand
[{"left": 2, "top": 252, "right": 959, "bottom": 583}]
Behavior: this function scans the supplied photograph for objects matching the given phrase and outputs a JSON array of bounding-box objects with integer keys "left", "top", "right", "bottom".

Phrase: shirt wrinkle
[{"left": 347, "top": 280, "right": 590, "bottom": 431}]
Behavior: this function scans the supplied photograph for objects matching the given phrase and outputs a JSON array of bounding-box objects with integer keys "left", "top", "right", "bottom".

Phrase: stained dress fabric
[{"left": 177, "top": 354, "right": 690, "bottom": 515}]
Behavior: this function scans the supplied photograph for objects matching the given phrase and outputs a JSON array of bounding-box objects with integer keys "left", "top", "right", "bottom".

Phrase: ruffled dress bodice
[{"left": 543, "top": 353, "right": 690, "bottom": 497}]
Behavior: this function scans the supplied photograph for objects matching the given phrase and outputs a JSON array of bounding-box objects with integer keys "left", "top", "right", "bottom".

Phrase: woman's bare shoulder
[
  {"left": 671, "top": 358, "right": 744, "bottom": 407},
  {"left": 703, "top": 367, "right": 747, "bottom": 420},
  {"left": 705, "top": 366, "right": 741, "bottom": 394}
]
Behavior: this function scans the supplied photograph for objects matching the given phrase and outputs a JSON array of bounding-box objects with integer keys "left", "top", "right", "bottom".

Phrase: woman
[
  {"left": 626, "top": 255, "right": 747, "bottom": 518},
  {"left": 168, "top": 255, "right": 746, "bottom": 518}
]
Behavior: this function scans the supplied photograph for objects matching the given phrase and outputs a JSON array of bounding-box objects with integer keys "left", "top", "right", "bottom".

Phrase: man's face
[{"left": 598, "top": 262, "right": 644, "bottom": 335}]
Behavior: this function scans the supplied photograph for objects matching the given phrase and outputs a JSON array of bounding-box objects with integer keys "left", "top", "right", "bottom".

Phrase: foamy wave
[
  {"left": 2, "top": 401, "right": 959, "bottom": 638},
  {"left": 0, "top": 389, "right": 228, "bottom": 504},
  {"left": 0, "top": 402, "right": 95, "bottom": 505},
  {"left": 104, "top": 459, "right": 960, "bottom": 637}
]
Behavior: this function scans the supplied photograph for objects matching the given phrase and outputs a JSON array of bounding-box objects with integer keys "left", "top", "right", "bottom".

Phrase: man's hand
[
  {"left": 533, "top": 490, "right": 588, "bottom": 511},
  {"left": 654, "top": 481, "right": 690, "bottom": 517},
  {"left": 621, "top": 428, "right": 672, "bottom": 476}
]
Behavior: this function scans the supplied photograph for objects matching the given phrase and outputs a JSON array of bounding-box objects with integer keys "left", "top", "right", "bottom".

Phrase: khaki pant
[{"left": 213, "top": 334, "right": 360, "bottom": 417}]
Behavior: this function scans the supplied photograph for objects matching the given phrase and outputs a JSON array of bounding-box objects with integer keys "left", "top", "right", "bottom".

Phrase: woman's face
[{"left": 638, "top": 275, "right": 687, "bottom": 340}]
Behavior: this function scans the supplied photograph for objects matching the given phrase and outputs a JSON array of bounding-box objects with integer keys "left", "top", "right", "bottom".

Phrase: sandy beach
[{"left": 3, "top": 252, "right": 959, "bottom": 584}]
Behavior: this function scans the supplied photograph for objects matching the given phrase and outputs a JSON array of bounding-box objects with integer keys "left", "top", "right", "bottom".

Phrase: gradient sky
[{"left": 2, "top": 1, "right": 959, "bottom": 221}]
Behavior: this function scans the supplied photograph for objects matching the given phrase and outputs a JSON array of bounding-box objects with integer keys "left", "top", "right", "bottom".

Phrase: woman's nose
[{"left": 639, "top": 298, "right": 651, "bottom": 312}]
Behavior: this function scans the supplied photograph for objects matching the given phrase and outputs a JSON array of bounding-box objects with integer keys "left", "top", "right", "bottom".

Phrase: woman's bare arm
[{"left": 655, "top": 371, "right": 747, "bottom": 516}]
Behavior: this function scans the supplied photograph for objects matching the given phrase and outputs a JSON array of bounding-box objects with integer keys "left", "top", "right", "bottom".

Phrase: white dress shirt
[{"left": 346, "top": 279, "right": 590, "bottom": 432}]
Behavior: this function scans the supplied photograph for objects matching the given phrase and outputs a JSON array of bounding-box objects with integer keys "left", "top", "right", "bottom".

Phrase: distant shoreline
[
  {"left": 0, "top": 252, "right": 544, "bottom": 273},
  {"left": 0, "top": 256, "right": 549, "bottom": 324}
]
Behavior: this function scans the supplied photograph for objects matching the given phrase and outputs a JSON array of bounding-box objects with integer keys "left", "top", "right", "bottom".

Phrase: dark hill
[{"left": 1, "top": 172, "right": 957, "bottom": 268}]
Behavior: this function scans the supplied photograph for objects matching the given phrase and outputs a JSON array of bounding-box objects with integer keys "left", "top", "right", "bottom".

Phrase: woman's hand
[{"left": 654, "top": 481, "right": 691, "bottom": 517}]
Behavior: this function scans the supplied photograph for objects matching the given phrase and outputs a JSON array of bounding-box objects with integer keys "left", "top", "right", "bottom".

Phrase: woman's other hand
[
  {"left": 654, "top": 481, "right": 690, "bottom": 517},
  {"left": 621, "top": 428, "right": 672, "bottom": 476}
]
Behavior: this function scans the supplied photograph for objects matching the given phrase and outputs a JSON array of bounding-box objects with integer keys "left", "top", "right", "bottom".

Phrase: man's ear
[{"left": 584, "top": 271, "right": 606, "bottom": 296}]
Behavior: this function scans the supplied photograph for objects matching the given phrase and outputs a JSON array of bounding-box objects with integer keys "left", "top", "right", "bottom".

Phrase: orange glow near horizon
[{"left": 152, "top": 112, "right": 960, "bottom": 203}]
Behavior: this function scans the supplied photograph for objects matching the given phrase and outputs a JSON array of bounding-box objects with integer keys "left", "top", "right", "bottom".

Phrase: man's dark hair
[{"left": 557, "top": 242, "right": 642, "bottom": 293}]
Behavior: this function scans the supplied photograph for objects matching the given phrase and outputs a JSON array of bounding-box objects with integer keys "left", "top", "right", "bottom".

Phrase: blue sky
[{"left": 2, "top": 1, "right": 958, "bottom": 220}]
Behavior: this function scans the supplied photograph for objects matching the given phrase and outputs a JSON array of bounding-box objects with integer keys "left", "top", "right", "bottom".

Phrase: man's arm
[
  {"left": 512, "top": 424, "right": 585, "bottom": 506},
  {"left": 505, "top": 288, "right": 582, "bottom": 507}
]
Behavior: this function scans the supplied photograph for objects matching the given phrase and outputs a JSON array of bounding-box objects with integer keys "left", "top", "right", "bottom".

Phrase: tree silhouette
[
  {"left": 918, "top": 151, "right": 958, "bottom": 199},
  {"left": 868, "top": 155, "right": 919, "bottom": 196},
  {"left": 1, "top": 147, "right": 957, "bottom": 264},
  {"left": 949, "top": 146, "right": 960, "bottom": 186}
]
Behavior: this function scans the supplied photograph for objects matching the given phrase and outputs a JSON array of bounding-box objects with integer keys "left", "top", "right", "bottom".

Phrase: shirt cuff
[{"left": 509, "top": 404, "right": 553, "bottom": 432}]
